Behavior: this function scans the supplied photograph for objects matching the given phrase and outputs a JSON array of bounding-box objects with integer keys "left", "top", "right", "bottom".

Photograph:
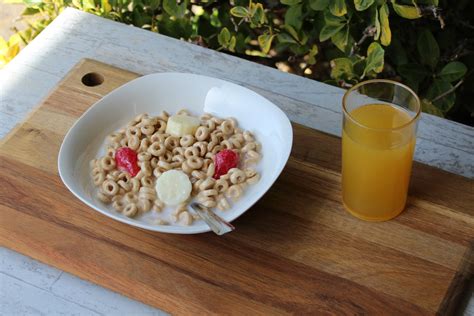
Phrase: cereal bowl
[{"left": 58, "top": 73, "right": 293, "bottom": 234}]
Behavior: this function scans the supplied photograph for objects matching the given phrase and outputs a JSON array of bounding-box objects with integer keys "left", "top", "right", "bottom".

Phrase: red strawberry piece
[
  {"left": 213, "top": 149, "right": 239, "bottom": 179},
  {"left": 115, "top": 147, "right": 140, "bottom": 177}
]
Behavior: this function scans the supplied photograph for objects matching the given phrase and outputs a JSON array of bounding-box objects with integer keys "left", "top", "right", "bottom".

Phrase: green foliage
[{"left": 2, "top": 0, "right": 473, "bottom": 124}]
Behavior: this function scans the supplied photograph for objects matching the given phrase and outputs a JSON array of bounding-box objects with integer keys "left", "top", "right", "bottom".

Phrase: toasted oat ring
[
  {"left": 158, "top": 160, "right": 173, "bottom": 171},
  {"left": 206, "top": 119, "right": 216, "bottom": 131},
  {"left": 138, "top": 138, "right": 150, "bottom": 152},
  {"left": 130, "top": 178, "right": 140, "bottom": 192},
  {"left": 159, "top": 151, "right": 173, "bottom": 162},
  {"left": 172, "top": 147, "right": 185, "bottom": 156},
  {"left": 181, "top": 161, "right": 194, "bottom": 174},
  {"left": 96, "top": 191, "right": 110, "bottom": 203},
  {"left": 127, "top": 135, "right": 140, "bottom": 151},
  {"left": 150, "top": 157, "right": 160, "bottom": 169},
  {"left": 118, "top": 180, "right": 131, "bottom": 191},
  {"left": 102, "top": 180, "right": 119, "bottom": 196},
  {"left": 180, "top": 134, "right": 195, "bottom": 147},
  {"left": 186, "top": 156, "right": 203, "bottom": 169},
  {"left": 138, "top": 152, "right": 152, "bottom": 161},
  {"left": 156, "top": 120, "right": 167, "bottom": 132},
  {"left": 100, "top": 156, "right": 116, "bottom": 171},
  {"left": 164, "top": 136, "right": 179, "bottom": 150},
  {"left": 193, "top": 142, "right": 207, "bottom": 156},
  {"left": 199, "top": 178, "right": 215, "bottom": 191},
  {"left": 172, "top": 154, "right": 185, "bottom": 164},
  {"left": 214, "top": 178, "right": 228, "bottom": 193},
  {"left": 137, "top": 199, "right": 152, "bottom": 212},
  {"left": 220, "top": 120, "right": 234, "bottom": 135},
  {"left": 141, "top": 125, "right": 155, "bottom": 136},
  {"left": 148, "top": 142, "right": 166, "bottom": 156},
  {"left": 141, "top": 176, "right": 154, "bottom": 187},
  {"left": 123, "top": 203, "right": 138, "bottom": 217},
  {"left": 126, "top": 126, "right": 142, "bottom": 138},
  {"left": 195, "top": 126, "right": 209, "bottom": 141},
  {"left": 230, "top": 169, "right": 246, "bottom": 184},
  {"left": 92, "top": 169, "right": 105, "bottom": 186},
  {"left": 199, "top": 189, "right": 218, "bottom": 198},
  {"left": 220, "top": 140, "right": 233, "bottom": 150},
  {"left": 184, "top": 146, "right": 200, "bottom": 159},
  {"left": 191, "top": 170, "right": 206, "bottom": 180},
  {"left": 112, "top": 199, "right": 126, "bottom": 211}
]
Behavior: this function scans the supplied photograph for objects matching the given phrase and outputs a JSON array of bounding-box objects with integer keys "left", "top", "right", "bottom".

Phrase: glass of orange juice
[{"left": 342, "top": 79, "right": 421, "bottom": 221}]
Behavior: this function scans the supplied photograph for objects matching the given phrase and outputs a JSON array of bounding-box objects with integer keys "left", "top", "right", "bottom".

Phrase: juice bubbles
[{"left": 342, "top": 103, "right": 417, "bottom": 221}]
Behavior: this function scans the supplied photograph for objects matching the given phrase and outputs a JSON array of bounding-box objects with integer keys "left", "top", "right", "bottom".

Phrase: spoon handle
[{"left": 190, "top": 203, "right": 235, "bottom": 235}]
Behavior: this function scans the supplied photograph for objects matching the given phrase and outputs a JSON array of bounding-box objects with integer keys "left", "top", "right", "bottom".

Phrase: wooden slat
[{"left": 0, "top": 59, "right": 472, "bottom": 315}]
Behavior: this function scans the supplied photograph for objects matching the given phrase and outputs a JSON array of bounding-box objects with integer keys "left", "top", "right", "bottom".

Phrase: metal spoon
[{"left": 190, "top": 202, "right": 235, "bottom": 235}]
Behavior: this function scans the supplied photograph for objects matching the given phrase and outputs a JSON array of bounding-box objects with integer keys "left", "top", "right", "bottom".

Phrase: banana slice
[
  {"left": 155, "top": 170, "right": 192, "bottom": 205},
  {"left": 165, "top": 114, "right": 200, "bottom": 137}
]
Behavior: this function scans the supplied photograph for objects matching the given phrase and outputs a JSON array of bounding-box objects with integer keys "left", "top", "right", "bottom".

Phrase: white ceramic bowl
[{"left": 58, "top": 73, "right": 293, "bottom": 234}]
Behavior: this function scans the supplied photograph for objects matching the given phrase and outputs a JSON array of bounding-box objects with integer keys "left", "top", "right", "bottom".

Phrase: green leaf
[
  {"left": 379, "top": 4, "right": 391, "bottom": 46},
  {"left": 307, "top": 44, "right": 319, "bottom": 65},
  {"left": 230, "top": 6, "right": 249, "bottom": 18},
  {"left": 331, "top": 26, "right": 349, "bottom": 52},
  {"left": 277, "top": 33, "right": 298, "bottom": 44},
  {"left": 438, "top": 62, "right": 467, "bottom": 83},
  {"left": 330, "top": 57, "right": 354, "bottom": 80},
  {"left": 373, "top": 6, "right": 380, "bottom": 41},
  {"left": 391, "top": 2, "right": 421, "bottom": 19},
  {"left": 354, "top": 0, "right": 375, "bottom": 11},
  {"left": 284, "top": 25, "right": 300, "bottom": 41},
  {"left": 258, "top": 34, "right": 275, "bottom": 54},
  {"left": 421, "top": 99, "right": 444, "bottom": 117},
  {"left": 426, "top": 79, "right": 455, "bottom": 113},
  {"left": 149, "top": 0, "right": 161, "bottom": 10},
  {"left": 320, "top": 11, "right": 345, "bottom": 41},
  {"left": 163, "top": 0, "right": 186, "bottom": 18},
  {"left": 101, "top": 0, "right": 112, "bottom": 13},
  {"left": 228, "top": 36, "right": 236, "bottom": 52},
  {"left": 364, "top": 42, "right": 384, "bottom": 77},
  {"left": 251, "top": 3, "right": 266, "bottom": 26},
  {"left": 218, "top": 27, "right": 231, "bottom": 47},
  {"left": 281, "top": 0, "right": 301, "bottom": 5},
  {"left": 329, "top": 0, "right": 347, "bottom": 16},
  {"left": 309, "top": 0, "right": 329, "bottom": 11},
  {"left": 320, "top": 24, "right": 345, "bottom": 42},
  {"left": 285, "top": 4, "right": 303, "bottom": 30},
  {"left": 21, "top": 7, "right": 40, "bottom": 15},
  {"left": 82, "top": 0, "right": 96, "bottom": 10},
  {"left": 386, "top": 37, "right": 407, "bottom": 66},
  {"left": 417, "top": 30, "right": 439, "bottom": 69},
  {"left": 398, "top": 63, "right": 430, "bottom": 82},
  {"left": 22, "top": 0, "right": 42, "bottom": 6}
]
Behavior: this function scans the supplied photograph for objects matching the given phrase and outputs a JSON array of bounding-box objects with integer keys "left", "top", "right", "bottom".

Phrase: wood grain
[{"left": 0, "top": 59, "right": 472, "bottom": 315}]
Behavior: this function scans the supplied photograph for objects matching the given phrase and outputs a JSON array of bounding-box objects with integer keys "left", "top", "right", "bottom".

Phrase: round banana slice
[
  {"left": 165, "top": 114, "right": 200, "bottom": 137},
  {"left": 155, "top": 170, "right": 192, "bottom": 205}
]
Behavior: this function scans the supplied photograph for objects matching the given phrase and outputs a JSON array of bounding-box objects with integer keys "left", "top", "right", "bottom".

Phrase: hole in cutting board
[{"left": 81, "top": 72, "right": 104, "bottom": 87}]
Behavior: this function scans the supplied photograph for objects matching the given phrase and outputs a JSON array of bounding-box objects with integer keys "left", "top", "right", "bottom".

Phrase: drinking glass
[{"left": 342, "top": 80, "right": 421, "bottom": 221}]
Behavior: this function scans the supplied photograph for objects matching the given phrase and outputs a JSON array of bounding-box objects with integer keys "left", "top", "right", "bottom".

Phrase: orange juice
[{"left": 342, "top": 103, "right": 416, "bottom": 221}]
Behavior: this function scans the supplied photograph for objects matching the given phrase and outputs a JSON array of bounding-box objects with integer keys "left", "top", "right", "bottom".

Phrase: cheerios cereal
[{"left": 90, "top": 110, "right": 261, "bottom": 226}]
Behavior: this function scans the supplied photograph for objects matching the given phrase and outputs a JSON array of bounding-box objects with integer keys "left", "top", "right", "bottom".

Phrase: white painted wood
[
  {"left": 0, "top": 247, "right": 62, "bottom": 290},
  {"left": 1, "top": 270, "right": 101, "bottom": 315},
  {"left": 0, "top": 247, "right": 168, "bottom": 315},
  {"left": 0, "top": 8, "right": 472, "bottom": 315}
]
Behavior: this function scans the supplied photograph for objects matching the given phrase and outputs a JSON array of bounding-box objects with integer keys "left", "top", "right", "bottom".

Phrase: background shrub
[{"left": 2, "top": 0, "right": 473, "bottom": 125}]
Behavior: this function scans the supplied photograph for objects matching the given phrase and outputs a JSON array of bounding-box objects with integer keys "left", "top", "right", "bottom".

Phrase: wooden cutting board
[{"left": 1, "top": 59, "right": 473, "bottom": 315}]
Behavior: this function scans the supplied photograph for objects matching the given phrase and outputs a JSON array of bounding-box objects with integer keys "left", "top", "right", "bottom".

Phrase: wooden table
[{"left": 1, "top": 8, "right": 473, "bottom": 315}]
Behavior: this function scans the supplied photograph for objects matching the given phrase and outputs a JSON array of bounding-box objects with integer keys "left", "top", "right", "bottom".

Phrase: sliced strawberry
[
  {"left": 115, "top": 147, "right": 140, "bottom": 177},
  {"left": 213, "top": 149, "right": 239, "bottom": 179}
]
